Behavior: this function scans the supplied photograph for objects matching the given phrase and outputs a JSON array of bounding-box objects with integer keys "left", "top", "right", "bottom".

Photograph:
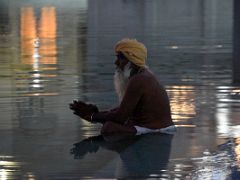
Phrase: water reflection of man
[
  {"left": 71, "top": 133, "right": 173, "bottom": 178},
  {"left": 70, "top": 39, "right": 175, "bottom": 135}
]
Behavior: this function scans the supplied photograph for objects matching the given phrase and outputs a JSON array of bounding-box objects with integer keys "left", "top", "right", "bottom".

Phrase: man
[{"left": 70, "top": 39, "right": 176, "bottom": 135}]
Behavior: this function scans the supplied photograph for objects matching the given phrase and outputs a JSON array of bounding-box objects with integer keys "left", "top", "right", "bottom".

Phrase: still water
[{"left": 0, "top": 0, "right": 240, "bottom": 179}]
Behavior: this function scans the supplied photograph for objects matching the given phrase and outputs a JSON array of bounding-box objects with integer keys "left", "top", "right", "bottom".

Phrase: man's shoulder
[
  {"left": 131, "top": 69, "right": 154, "bottom": 80},
  {"left": 129, "top": 69, "right": 155, "bottom": 86}
]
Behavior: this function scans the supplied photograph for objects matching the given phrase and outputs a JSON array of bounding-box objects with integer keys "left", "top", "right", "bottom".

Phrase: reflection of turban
[{"left": 115, "top": 38, "right": 147, "bottom": 68}]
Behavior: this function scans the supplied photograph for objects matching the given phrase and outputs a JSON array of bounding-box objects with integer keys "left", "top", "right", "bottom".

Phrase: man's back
[{"left": 127, "top": 69, "right": 173, "bottom": 129}]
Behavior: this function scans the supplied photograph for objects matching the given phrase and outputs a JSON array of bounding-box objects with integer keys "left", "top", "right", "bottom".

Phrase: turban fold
[{"left": 115, "top": 38, "right": 147, "bottom": 68}]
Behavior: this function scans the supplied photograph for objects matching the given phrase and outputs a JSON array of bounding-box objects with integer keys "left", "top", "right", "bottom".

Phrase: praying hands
[{"left": 69, "top": 100, "right": 99, "bottom": 122}]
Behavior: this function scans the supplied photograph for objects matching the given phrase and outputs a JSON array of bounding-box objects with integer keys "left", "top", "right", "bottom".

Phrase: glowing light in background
[
  {"left": 20, "top": 6, "right": 57, "bottom": 93},
  {"left": 39, "top": 7, "right": 57, "bottom": 65},
  {"left": 21, "top": 6, "right": 57, "bottom": 65},
  {"left": 20, "top": 7, "right": 37, "bottom": 65}
]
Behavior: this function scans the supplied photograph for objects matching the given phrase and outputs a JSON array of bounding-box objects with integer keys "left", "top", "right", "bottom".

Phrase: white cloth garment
[{"left": 134, "top": 125, "right": 177, "bottom": 135}]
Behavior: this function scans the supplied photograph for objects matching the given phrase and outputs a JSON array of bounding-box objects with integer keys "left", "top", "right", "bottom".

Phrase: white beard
[{"left": 114, "top": 63, "right": 131, "bottom": 102}]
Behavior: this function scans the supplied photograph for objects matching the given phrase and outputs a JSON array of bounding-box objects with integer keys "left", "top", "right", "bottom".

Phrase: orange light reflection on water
[
  {"left": 167, "top": 86, "right": 196, "bottom": 122},
  {"left": 235, "top": 138, "right": 240, "bottom": 167},
  {"left": 175, "top": 124, "right": 196, "bottom": 128},
  {"left": 20, "top": 7, "right": 36, "bottom": 64},
  {"left": 20, "top": 6, "right": 57, "bottom": 95},
  {"left": 39, "top": 7, "right": 57, "bottom": 65},
  {"left": 20, "top": 6, "right": 57, "bottom": 65}
]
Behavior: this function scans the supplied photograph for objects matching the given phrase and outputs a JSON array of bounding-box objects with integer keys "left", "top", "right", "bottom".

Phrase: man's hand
[{"left": 69, "top": 100, "right": 99, "bottom": 122}]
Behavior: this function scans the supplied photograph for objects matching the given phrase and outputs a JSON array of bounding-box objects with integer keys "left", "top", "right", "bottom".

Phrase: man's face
[
  {"left": 115, "top": 54, "right": 129, "bottom": 71},
  {"left": 114, "top": 54, "right": 131, "bottom": 102}
]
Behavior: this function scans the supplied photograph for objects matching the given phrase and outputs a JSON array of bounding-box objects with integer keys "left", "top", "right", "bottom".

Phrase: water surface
[{"left": 0, "top": 0, "right": 240, "bottom": 179}]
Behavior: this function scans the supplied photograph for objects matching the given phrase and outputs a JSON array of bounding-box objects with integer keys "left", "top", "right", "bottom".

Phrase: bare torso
[{"left": 93, "top": 68, "right": 174, "bottom": 129}]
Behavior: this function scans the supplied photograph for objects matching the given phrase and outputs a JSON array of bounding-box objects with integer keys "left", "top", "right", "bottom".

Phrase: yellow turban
[{"left": 115, "top": 38, "right": 147, "bottom": 68}]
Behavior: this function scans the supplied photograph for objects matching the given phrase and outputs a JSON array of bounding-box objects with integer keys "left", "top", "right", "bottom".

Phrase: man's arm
[
  {"left": 92, "top": 75, "right": 143, "bottom": 124},
  {"left": 69, "top": 101, "right": 119, "bottom": 123}
]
